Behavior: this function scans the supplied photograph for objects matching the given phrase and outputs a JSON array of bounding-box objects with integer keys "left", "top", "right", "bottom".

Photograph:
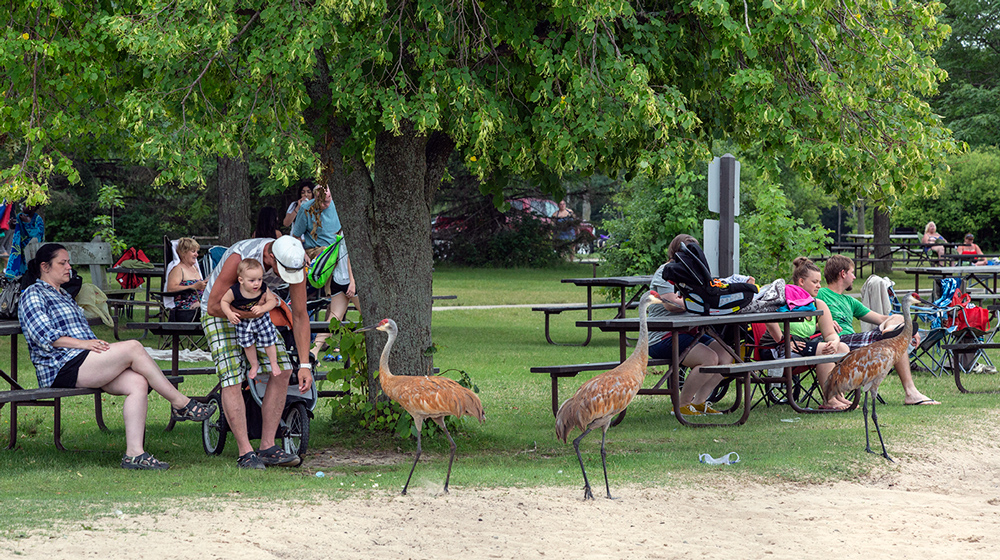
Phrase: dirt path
[{"left": 5, "top": 412, "right": 1000, "bottom": 559}]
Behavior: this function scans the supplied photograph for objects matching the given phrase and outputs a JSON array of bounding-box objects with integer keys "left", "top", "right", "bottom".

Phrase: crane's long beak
[{"left": 354, "top": 325, "right": 377, "bottom": 333}]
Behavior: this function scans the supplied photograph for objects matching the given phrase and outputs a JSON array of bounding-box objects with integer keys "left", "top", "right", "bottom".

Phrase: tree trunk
[
  {"left": 873, "top": 208, "right": 892, "bottom": 275},
  {"left": 217, "top": 155, "right": 251, "bottom": 246},
  {"left": 856, "top": 200, "right": 866, "bottom": 235},
  {"left": 305, "top": 51, "right": 453, "bottom": 403}
]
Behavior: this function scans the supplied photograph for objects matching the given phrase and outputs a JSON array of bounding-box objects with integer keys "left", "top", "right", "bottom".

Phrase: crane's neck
[
  {"left": 624, "top": 296, "right": 652, "bottom": 371},
  {"left": 379, "top": 328, "right": 396, "bottom": 378},
  {"left": 900, "top": 296, "right": 913, "bottom": 338}
]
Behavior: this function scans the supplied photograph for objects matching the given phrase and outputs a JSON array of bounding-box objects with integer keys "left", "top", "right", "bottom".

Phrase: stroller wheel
[
  {"left": 281, "top": 402, "right": 310, "bottom": 460},
  {"left": 202, "top": 394, "right": 227, "bottom": 455}
]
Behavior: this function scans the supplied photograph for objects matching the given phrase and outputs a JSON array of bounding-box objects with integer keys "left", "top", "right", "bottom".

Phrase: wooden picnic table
[
  {"left": 545, "top": 275, "right": 651, "bottom": 346},
  {"left": 107, "top": 265, "right": 166, "bottom": 323},
  {"left": 560, "top": 275, "right": 653, "bottom": 317},
  {"left": 903, "top": 265, "right": 1000, "bottom": 295},
  {"left": 580, "top": 310, "right": 827, "bottom": 427}
]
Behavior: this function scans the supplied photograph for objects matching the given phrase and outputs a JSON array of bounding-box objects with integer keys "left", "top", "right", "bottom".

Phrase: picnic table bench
[
  {"left": 531, "top": 358, "right": 673, "bottom": 415},
  {"left": 700, "top": 353, "right": 852, "bottom": 423}
]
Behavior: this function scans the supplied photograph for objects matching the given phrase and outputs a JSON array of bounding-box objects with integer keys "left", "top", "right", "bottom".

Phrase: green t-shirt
[
  {"left": 788, "top": 315, "right": 818, "bottom": 339},
  {"left": 816, "top": 287, "right": 871, "bottom": 335}
]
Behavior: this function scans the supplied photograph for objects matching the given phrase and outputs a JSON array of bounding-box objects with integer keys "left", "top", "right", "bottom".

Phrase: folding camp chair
[
  {"left": 906, "top": 278, "right": 961, "bottom": 377},
  {"left": 946, "top": 292, "right": 995, "bottom": 375},
  {"left": 148, "top": 236, "right": 209, "bottom": 349},
  {"left": 745, "top": 323, "right": 824, "bottom": 410}
]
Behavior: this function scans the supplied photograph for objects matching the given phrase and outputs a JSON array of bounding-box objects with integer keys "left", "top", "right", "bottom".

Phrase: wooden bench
[
  {"left": 531, "top": 358, "right": 672, "bottom": 415},
  {"left": 700, "top": 354, "right": 850, "bottom": 423},
  {"left": 941, "top": 342, "right": 1000, "bottom": 394},
  {"left": 533, "top": 302, "right": 639, "bottom": 346}
]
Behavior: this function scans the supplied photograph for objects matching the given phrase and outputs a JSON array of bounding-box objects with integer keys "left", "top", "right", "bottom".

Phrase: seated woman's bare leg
[
  {"left": 96, "top": 369, "right": 149, "bottom": 457},
  {"left": 678, "top": 342, "right": 725, "bottom": 406},
  {"left": 75, "top": 339, "right": 189, "bottom": 410}
]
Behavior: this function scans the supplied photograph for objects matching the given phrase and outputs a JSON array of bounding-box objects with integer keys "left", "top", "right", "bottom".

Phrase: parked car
[{"left": 432, "top": 197, "right": 595, "bottom": 258}]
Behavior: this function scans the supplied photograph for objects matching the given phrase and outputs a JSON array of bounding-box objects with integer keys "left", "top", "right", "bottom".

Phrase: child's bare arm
[
  {"left": 220, "top": 291, "right": 240, "bottom": 325},
  {"left": 252, "top": 287, "right": 279, "bottom": 314}
]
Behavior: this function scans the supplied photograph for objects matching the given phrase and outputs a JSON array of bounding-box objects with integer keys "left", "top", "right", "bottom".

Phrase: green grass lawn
[{"left": 0, "top": 263, "right": 996, "bottom": 532}]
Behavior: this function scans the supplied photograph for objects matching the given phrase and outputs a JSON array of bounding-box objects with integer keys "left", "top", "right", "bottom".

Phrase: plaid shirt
[{"left": 17, "top": 279, "right": 95, "bottom": 387}]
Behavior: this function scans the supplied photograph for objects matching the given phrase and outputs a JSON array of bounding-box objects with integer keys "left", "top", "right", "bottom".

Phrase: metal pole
[{"left": 719, "top": 155, "right": 736, "bottom": 277}]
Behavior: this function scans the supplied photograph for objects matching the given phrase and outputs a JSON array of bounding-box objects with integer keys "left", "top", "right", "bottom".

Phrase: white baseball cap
[{"left": 271, "top": 235, "right": 305, "bottom": 284}]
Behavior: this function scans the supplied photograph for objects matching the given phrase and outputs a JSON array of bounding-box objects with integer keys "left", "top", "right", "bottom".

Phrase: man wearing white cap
[{"left": 201, "top": 235, "right": 313, "bottom": 469}]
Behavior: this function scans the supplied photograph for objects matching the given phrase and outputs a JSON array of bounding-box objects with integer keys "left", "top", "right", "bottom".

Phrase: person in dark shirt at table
[{"left": 647, "top": 234, "right": 745, "bottom": 417}]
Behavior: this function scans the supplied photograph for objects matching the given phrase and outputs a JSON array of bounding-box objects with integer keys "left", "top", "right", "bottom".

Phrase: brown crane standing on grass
[
  {"left": 555, "top": 290, "right": 662, "bottom": 500},
  {"left": 356, "top": 318, "right": 485, "bottom": 495},
  {"left": 824, "top": 293, "right": 920, "bottom": 462}
]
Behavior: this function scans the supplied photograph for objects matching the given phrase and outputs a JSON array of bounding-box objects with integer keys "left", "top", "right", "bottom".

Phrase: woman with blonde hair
[{"left": 922, "top": 221, "right": 947, "bottom": 264}]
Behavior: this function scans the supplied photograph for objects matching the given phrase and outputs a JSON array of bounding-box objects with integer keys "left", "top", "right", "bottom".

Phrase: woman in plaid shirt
[{"left": 18, "top": 243, "right": 217, "bottom": 470}]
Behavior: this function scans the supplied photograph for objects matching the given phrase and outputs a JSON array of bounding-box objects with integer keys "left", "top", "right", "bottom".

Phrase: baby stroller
[
  {"left": 200, "top": 365, "right": 318, "bottom": 460},
  {"left": 201, "top": 286, "right": 321, "bottom": 460}
]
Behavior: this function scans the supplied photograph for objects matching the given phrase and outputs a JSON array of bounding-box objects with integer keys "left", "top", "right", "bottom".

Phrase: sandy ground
[{"left": 5, "top": 412, "right": 1000, "bottom": 560}]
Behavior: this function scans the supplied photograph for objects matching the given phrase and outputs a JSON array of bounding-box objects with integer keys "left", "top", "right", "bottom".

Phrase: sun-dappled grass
[{"left": 1, "top": 263, "right": 997, "bottom": 532}]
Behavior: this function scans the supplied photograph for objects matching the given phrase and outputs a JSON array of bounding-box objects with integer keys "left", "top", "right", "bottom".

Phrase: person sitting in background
[
  {"left": 647, "top": 234, "right": 734, "bottom": 417},
  {"left": 19, "top": 243, "right": 216, "bottom": 470},
  {"left": 763, "top": 257, "right": 852, "bottom": 410},
  {"left": 956, "top": 233, "right": 987, "bottom": 266},
  {"left": 922, "top": 221, "right": 947, "bottom": 265},
  {"left": 254, "top": 206, "right": 283, "bottom": 239},
  {"left": 165, "top": 237, "right": 207, "bottom": 322},
  {"left": 283, "top": 184, "right": 313, "bottom": 229}
]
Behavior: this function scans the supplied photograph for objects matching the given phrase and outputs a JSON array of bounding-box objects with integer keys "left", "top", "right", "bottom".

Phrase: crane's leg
[
  {"left": 433, "top": 418, "right": 458, "bottom": 494},
  {"left": 573, "top": 428, "right": 595, "bottom": 500},
  {"left": 600, "top": 426, "right": 618, "bottom": 500},
  {"left": 862, "top": 392, "right": 873, "bottom": 454},
  {"left": 402, "top": 423, "right": 423, "bottom": 496},
  {"left": 869, "top": 392, "right": 894, "bottom": 462}
]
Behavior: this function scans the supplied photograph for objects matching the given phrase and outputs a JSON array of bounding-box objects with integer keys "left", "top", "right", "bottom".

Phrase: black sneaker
[
  {"left": 257, "top": 445, "right": 301, "bottom": 467},
  {"left": 121, "top": 452, "right": 170, "bottom": 470},
  {"left": 237, "top": 451, "right": 266, "bottom": 470}
]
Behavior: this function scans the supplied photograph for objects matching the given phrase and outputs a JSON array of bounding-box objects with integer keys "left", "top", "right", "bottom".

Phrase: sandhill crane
[
  {"left": 824, "top": 293, "right": 919, "bottom": 462},
  {"left": 555, "top": 290, "right": 663, "bottom": 500},
  {"left": 356, "top": 318, "right": 485, "bottom": 495}
]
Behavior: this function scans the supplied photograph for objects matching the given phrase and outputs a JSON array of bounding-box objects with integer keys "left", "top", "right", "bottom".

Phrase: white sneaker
[{"left": 971, "top": 363, "right": 986, "bottom": 374}]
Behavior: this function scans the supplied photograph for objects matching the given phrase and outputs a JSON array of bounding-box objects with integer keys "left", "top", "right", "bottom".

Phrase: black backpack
[{"left": 660, "top": 242, "right": 757, "bottom": 315}]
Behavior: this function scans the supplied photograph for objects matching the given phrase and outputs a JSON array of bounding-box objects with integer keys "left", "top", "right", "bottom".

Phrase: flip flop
[{"left": 905, "top": 399, "right": 941, "bottom": 406}]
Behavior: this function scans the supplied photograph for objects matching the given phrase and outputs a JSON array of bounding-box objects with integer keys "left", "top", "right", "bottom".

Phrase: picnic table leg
[
  {"left": 165, "top": 333, "right": 182, "bottom": 432},
  {"left": 94, "top": 393, "right": 108, "bottom": 432},
  {"left": 6, "top": 401, "right": 15, "bottom": 450},
  {"left": 53, "top": 398, "right": 67, "bottom": 451},
  {"left": 551, "top": 375, "right": 560, "bottom": 416}
]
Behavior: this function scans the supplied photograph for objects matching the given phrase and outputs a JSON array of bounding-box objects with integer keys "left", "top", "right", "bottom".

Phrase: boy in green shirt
[{"left": 816, "top": 255, "right": 940, "bottom": 406}]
